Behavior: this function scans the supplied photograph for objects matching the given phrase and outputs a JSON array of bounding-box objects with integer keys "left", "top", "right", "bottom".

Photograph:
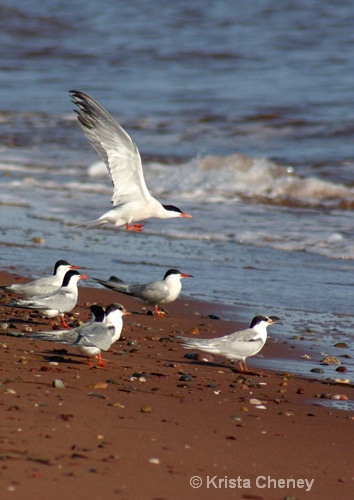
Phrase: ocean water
[{"left": 1, "top": 1, "right": 354, "bottom": 379}]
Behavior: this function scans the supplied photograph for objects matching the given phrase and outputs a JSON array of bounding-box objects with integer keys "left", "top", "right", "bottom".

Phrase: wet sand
[{"left": 0, "top": 270, "right": 353, "bottom": 500}]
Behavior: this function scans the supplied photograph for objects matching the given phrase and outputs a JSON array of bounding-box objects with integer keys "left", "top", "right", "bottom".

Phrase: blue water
[{"left": 1, "top": 0, "right": 354, "bottom": 379}]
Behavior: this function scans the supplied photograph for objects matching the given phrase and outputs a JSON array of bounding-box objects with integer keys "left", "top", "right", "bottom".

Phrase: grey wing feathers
[
  {"left": 70, "top": 90, "right": 150, "bottom": 205},
  {"left": 75, "top": 326, "right": 113, "bottom": 351},
  {"left": 224, "top": 328, "right": 259, "bottom": 343},
  {"left": 27, "top": 331, "right": 69, "bottom": 342},
  {"left": 175, "top": 336, "right": 215, "bottom": 349},
  {"left": 93, "top": 277, "right": 129, "bottom": 294}
]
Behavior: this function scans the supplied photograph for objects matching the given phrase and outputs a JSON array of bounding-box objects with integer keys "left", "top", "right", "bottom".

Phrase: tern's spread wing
[{"left": 70, "top": 90, "right": 151, "bottom": 206}]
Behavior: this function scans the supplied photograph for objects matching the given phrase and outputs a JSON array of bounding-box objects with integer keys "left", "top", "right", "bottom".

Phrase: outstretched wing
[{"left": 70, "top": 90, "right": 151, "bottom": 206}]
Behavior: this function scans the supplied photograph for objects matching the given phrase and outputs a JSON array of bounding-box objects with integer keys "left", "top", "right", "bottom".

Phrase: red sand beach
[{"left": 0, "top": 270, "right": 353, "bottom": 500}]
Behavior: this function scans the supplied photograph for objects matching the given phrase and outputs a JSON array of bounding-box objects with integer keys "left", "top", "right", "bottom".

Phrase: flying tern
[
  {"left": 176, "top": 315, "right": 280, "bottom": 373},
  {"left": 27, "top": 303, "right": 129, "bottom": 367},
  {"left": 70, "top": 90, "right": 192, "bottom": 231},
  {"left": 9, "top": 270, "right": 88, "bottom": 328},
  {"left": 0, "top": 260, "right": 80, "bottom": 298},
  {"left": 94, "top": 269, "right": 193, "bottom": 317}
]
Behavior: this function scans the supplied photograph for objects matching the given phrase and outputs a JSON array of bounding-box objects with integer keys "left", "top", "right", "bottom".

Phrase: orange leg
[
  {"left": 95, "top": 354, "right": 107, "bottom": 367},
  {"left": 155, "top": 306, "right": 166, "bottom": 318},
  {"left": 86, "top": 356, "right": 95, "bottom": 367},
  {"left": 237, "top": 360, "right": 249, "bottom": 372},
  {"left": 59, "top": 315, "right": 71, "bottom": 329},
  {"left": 126, "top": 223, "right": 144, "bottom": 232}
]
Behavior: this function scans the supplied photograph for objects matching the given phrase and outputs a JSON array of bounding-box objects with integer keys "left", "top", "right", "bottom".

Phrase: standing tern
[
  {"left": 9, "top": 270, "right": 88, "bottom": 328},
  {"left": 94, "top": 269, "right": 193, "bottom": 317},
  {"left": 27, "top": 303, "right": 130, "bottom": 367},
  {"left": 176, "top": 315, "right": 280, "bottom": 373},
  {"left": 70, "top": 90, "right": 192, "bottom": 231},
  {"left": 0, "top": 260, "right": 80, "bottom": 298}
]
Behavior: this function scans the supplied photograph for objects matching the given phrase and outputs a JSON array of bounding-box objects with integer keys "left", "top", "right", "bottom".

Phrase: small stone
[
  {"left": 321, "top": 355, "right": 341, "bottom": 365},
  {"left": 132, "top": 372, "right": 147, "bottom": 380},
  {"left": 197, "top": 353, "right": 213, "bottom": 362},
  {"left": 31, "top": 237, "right": 45, "bottom": 244},
  {"left": 115, "top": 350, "right": 128, "bottom": 356},
  {"left": 311, "top": 368, "right": 324, "bottom": 373},
  {"left": 53, "top": 379, "right": 65, "bottom": 389},
  {"left": 334, "top": 342, "right": 349, "bottom": 348},
  {"left": 249, "top": 398, "right": 262, "bottom": 405},
  {"left": 149, "top": 458, "right": 160, "bottom": 464},
  {"left": 187, "top": 327, "right": 199, "bottom": 336},
  {"left": 336, "top": 366, "right": 347, "bottom": 373},
  {"left": 301, "top": 354, "right": 311, "bottom": 359},
  {"left": 179, "top": 374, "right": 194, "bottom": 382},
  {"left": 89, "top": 382, "right": 108, "bottom": 389},
  {"left": 4, "top": 388, "right": 16, "bottom": 395},
  {"left": 207, "top": 314, "right": 220, "bottom": 320},
  {"left": 184, "top": 353, "right": 198, "bottom": 360},
  {"left": 296, "top": 388, "right": 305, "bottom": 394},
  {"left": 141, "top": 405, "right": 153, "bottom": 413},
  {"left": 319, "top": 393, "right": 332, "bottom": 399},
  {"left": 1, "top": 323, "right": 9, "bottom": 331}
]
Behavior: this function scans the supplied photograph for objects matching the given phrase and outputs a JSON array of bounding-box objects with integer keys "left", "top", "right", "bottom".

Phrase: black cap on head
[
  {"left": 61, "top": 269, "right": 81, "bottom": 287},
  {"left": 162, "top": 204, "right": 183, "bottom": 214},
  {"left": 106, "top": 303, "right": 125, "bottom": 315},
  {"left": 250, "top": 315, "right": 270, "bottom": 328},
  {"left": 163, "top": 269, "right": 182, "bottom": 279},
  {"left": 90, "top": 304, "right": 105, "bottom": 322},
  {"left": 54, "top": 260, "right": 71, "bottom": 274}
]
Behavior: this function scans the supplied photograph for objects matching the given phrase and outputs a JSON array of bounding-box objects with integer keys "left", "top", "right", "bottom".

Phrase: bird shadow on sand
[
  {"left": 36, "top": 349, "right": 87, "bottom": 365},
  {"left": 168, "top": 355, "right": 271, "bottom": 378}
]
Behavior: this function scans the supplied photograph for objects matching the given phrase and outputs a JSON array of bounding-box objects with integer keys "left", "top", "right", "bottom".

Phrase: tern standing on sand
[
  {"left": 9, "top": 270, "right": 88, "bottom": 328},
  {"left": 94, "top": 269, "right": 193, "bottom": 317},
  {"left": 177, "top": 315, "right": 280, "bottom": 372},
  {"left": 0, "top": 260, "right": 80, "bottom": 298},
  {"left": 27, "top": 303, "right": 129, "bottom": 367}
]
